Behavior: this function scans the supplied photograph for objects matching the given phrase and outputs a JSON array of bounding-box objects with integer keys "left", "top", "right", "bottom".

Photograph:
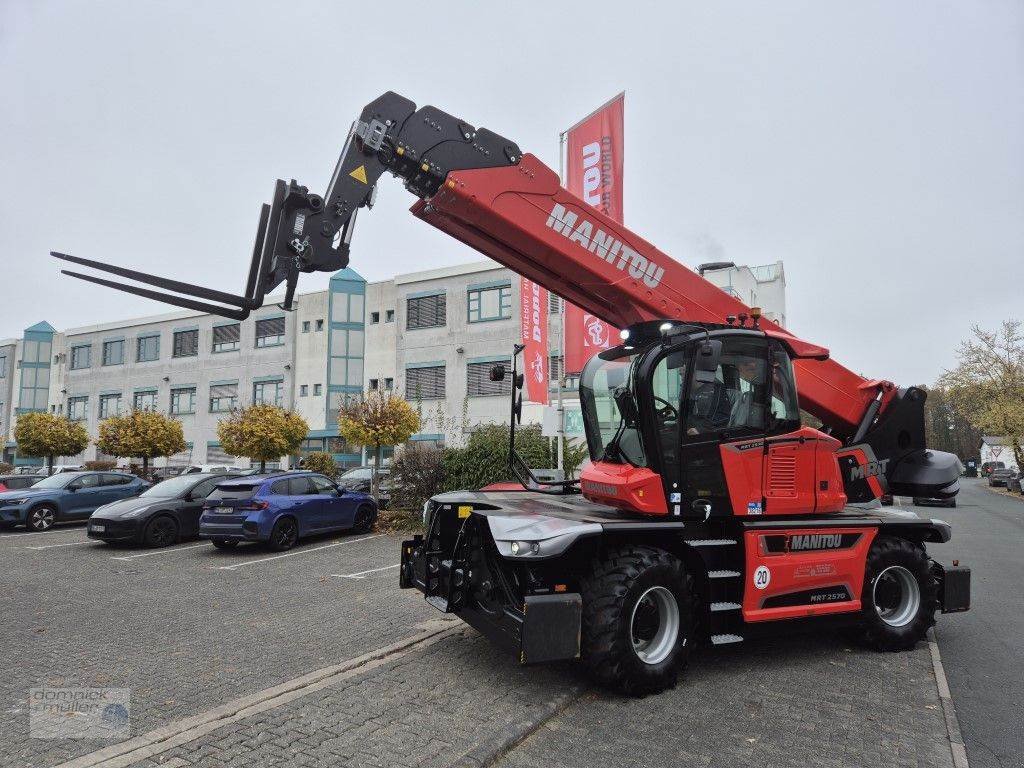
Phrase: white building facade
[{"left": 1, "top": 259, "right": 785, "bottom": 469}]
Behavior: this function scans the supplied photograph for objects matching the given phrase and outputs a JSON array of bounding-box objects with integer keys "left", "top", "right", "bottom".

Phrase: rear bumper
[
  {"left": 399, "top": 534, "right": 582, "bottom": 664},
  {"left": 198, "top": 519, "right": 262, "bottom": 541}
]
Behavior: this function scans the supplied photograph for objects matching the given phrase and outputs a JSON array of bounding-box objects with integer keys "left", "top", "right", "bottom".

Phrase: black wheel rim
[
  {"left": 31, "top": 508, "right": 54, "bottom": 530},
  {"left": 355, "top": 509, "right": 371, "bottom": 531},
  {"left": 275, "top": 519, "right": 297, "bottom": 548},
  {"left": 151, "top": 519, "right": 175, "bottom": 546}
]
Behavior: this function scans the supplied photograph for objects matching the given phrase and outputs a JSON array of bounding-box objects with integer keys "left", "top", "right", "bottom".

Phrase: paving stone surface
[{"left": 0, "top": 525, "right": 958, "bottom": 768}]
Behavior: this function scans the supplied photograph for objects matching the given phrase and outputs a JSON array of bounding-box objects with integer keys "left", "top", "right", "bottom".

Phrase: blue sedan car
[
  {"left": 0, "top": 471, "right": 150, "bottom": 532},
  {"left": 199, "top": 472, "right": 377, "bottom": 551}
]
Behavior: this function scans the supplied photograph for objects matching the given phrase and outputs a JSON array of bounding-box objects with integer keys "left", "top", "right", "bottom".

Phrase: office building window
[
  {"left": 368, "top": 378, "right": 379, "bottom": 391},
  {"left": 170, "top": 387, "right": 196, "bottom": 414},
  {"left": 0, "top": 354, "right": 6, "bottom": 378},
  {"left": 315, "top": 319, "right": 324, "bottom": 331},
  {"left": 370, "top": 312, "right": 380, "bottom": 324},
  {"left": 212, "top": 323, "right": 240, "bottom": 353},
  {"left": 102, "top": 339, "right": 125, "bottom": 366},
  {"left": 69, "top": 345, "right": 91, "bottom": 370},
  {"left": 209, "top": 382, "right": 238, "bottom": 413},
  {"left": 99, "top": 393, "right": 123, "bottom": 418},
  {"left": 406, "top": 293, "right": 446, "bottom": 330},
  {"left": 385, "top": 309, "right": 394, "bottom": 323},
  {"left": 133, "top": 391, "right": 157, "bottom": 411},
  {"left": 253, "top": 379, "right": 284, "bottom": 406},
  {"left": 549, "top": 294, "right": 563, "bottom": 313},
  {"left": 549, "top": 354, "right": 564, "bottom": 383},
  {"left": 467, "top": 360, "right": 512, "bottom": 397},
  {"left": 137, "top": 335, "right": 159, "bottom": 362},
  {"left": 173, "top": 330, "right": 198, "bottom": 358},
  {"left": 384, "top": 377, "right": 393, "bottom": 391},
  {"left": 299, "top": 384, "right": 308, "bottom": 397},
  {"left": 302, "top": 321, "right": 310, "bottom": 333},
  {"left": 467, "top": 284, "right": 512, "bottom": 323},
  {"left": 405, "top": 365, "right": 445, "bottom": 400},
  {"left": 255, "top": 317, "right": 286, "bottom": 347},
  {"left": 313, "top": 383, "right": 322, "bottom": 396},
  {"left": 68, "top": 396, "right": 89, "bottom": 421}
]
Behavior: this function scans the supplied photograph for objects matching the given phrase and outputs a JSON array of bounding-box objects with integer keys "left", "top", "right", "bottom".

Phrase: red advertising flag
[
  {"left": 563, "top": 93, "right": 624, "bottom": 374},
  {"left": 520, "top": 277, "right": 549, "bottom": 404}
]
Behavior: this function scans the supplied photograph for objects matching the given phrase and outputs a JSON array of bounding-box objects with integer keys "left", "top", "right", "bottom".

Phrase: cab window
[
  {"left": 685, "top": 337, "right": 768, "bottom": 439},
  {"left": 768, "top": 342, "right": 801, "bottom": 433}
]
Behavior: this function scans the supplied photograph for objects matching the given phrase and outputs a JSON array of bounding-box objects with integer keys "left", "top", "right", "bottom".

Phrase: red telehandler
[{"left": 53, "top": 92, "right": 970, "bottom": 694}]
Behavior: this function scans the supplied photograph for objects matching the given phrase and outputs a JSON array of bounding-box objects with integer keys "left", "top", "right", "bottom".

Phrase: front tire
[
  {"left": 859, "top": 536, "right": 938, "bottom": 651},
  {"left": 352, "top": 505, "right": 376, "bottom": 534},
  {"left": 26, "top": 505, "right": 57, "bottom": 532},
  {"left": 143, "top": 516, "right": 179, "bottom": 548},
  {"left": 580, "top": 546, "right": 694, "bottom": 696}
]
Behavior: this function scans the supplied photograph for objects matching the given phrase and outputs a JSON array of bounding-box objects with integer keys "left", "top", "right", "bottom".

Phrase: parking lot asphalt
[{"left": 1, "top": 506, "right": 970, "bottom": 768}]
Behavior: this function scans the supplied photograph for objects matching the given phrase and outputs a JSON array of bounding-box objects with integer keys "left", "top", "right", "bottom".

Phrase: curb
[
  {"left": 450, "top": 683, "right": 587, "bottom": 768},
  {"left": 928, "top": 629, "right": 969, "bottom": 768}
]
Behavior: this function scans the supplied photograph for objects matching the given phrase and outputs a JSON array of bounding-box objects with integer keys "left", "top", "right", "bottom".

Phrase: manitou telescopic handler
[{"left": 54, "top": 92, "right": 970, "bottom": 695}]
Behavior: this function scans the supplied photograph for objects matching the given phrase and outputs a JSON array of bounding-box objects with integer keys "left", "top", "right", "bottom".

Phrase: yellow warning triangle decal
[{"left": 349, "top": 165, "right": 368, "bottom": 184}]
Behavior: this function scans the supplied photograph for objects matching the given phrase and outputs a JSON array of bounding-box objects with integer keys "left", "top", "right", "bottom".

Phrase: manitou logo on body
[
  {"left": 789, "top": 533, "right": 844, "bottom": 551},
  {"left": 582, "top": 480, "right": 619, "bottom": 497},
  {"left": 545, "top": 203, "right": 665, "bottom": 289},
  {"left": 850, "top": 458, "right": 889, "bottom": 481}
]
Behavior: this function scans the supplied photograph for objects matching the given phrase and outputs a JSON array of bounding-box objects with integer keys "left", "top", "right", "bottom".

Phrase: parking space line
[
  {"left": 332, "top": 564, "right": 399, "bottom": 579},
  {"left": 0, "top": 527, "right": 87, "bottom": 540},
  {"left": 216, "top": 534, "right": 382, "bottom": 570},
  {"left": 110, "top": 542, "right": 210, "bottom": 561},
  {"left": 24, "top": 540, "right": 97, "bottom": 550}
]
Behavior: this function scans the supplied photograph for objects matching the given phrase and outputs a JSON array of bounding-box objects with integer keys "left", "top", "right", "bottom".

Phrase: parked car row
[{"left": 0, "top": 470, "right": 377, "bottom": 551}]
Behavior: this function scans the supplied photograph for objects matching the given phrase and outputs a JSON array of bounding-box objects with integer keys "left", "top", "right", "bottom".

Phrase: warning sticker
[
  {"left": 349, "top": 165, "right": 368, "bottom": 184},
  {"left": 747, "top": 501, "right": 763, "bottom": 515},
  {"left": 753, "top": 565, "right": 771, "bottom": 590}
]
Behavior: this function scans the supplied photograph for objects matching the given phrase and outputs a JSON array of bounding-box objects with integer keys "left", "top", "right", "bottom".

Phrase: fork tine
[
  {"left": 51, "top": 252, "right": 253, "bottom": 309},
  {"left": 60, "top": 270, "right": 249, "bottom": 320}
]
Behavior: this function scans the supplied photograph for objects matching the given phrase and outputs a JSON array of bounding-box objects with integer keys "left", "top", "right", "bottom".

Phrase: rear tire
[
  {"left": 211, "top": 539, "right": 238, "bottom": 550},
  {"left": 580, "top": 545, "right": 694, "bottom": 696},
  {"left": 859, "top": 536, "right": 938, "bottom": 651},
  {"left": 26, "top": 505, "right": 57, "bottom": 532},
  {"left": 267, "top": 517, "right": 298, "bottom": 552},
  {"left": 143, "top": 515, "right": 178, "bottom": 548}
]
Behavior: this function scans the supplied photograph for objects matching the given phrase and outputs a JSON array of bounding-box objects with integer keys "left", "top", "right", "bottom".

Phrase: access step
[
  {"left": 685, "top": 539, "right": 737, "bottom": 547},
  {"left": 710, "top": 633, "right": 744, "bottom": 645},
  {"left": 426, "top": 595, "right": 450, "bottom": 612},
  {"left": 708, "top": 570, "right": 740, "bottom": 579},
  {"left": 710, "top": 601, "right": 742, "bottom": 612}
]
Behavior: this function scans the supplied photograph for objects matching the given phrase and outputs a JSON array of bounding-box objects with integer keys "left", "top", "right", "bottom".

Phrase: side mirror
[{"left": 613, "top": 386, "right": 639, "bottom": 427}]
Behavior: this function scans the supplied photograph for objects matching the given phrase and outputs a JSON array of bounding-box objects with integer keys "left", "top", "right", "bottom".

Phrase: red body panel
[
  {"left": 580, "top": 461, "right": 668, "bottom": 516},
  {"left": 742, "top": 526, "right": 877, "bottom": 622},
  {"left": 413, "top": 157, "right": 888, "bottom": 435},
  {"left": 720, "top": 427, "right": 847, "bottom": 517}
]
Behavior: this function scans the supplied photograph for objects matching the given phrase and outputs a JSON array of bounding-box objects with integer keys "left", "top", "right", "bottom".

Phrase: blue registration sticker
[
  {"left": 747, "top": 501, "right": 763, "bottom": 515},
  {"left": 670, "top": 493, "right": 681, "bottom": 503}
]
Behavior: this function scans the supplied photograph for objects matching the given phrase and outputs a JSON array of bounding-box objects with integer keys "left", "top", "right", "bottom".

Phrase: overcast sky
[{"left": 1, "top": 0, "right": 1021, "bottom": 386}]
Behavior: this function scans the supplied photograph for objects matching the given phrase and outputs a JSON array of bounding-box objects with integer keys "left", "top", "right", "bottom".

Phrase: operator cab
[{"left": 578, "top": 321, "right": 846, "bottom": 519}]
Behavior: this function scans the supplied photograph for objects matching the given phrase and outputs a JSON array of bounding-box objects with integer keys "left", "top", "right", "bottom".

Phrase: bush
[
  {"left": 303, "top": 452, "right": 338, "bottom": 478},
  {"left": 389, "top": 444, "right": 446, "bottom": 511},
  {"left": 0, "top": 462, "right": 12, "bottom": 475},
  {"left": 442, "top": 423, "right": 554, "bottom": 492},
  {"left": 84, "top": 461, "right": 117, "bottom": 471}
]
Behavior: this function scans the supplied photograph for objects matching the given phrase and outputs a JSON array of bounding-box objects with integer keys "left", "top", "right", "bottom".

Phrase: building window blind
[
  {"left": 406, "top": 294, "right": 446, "bottom": 330},
  {"left": 209, "top": 383, "right": 239, "bottom": 413},
  {"left": 405, "top": 366, "right": 445, "bottom": 400},
  {"left": 173, "top": 330, "right": 199, "bottom": 358},
  {"left": 212, "top": 324, "right": 240, "bottom": 352},
  {"left": 255, "top": 317, "right": 286, "bottom": 347},
  {"left": 467, "top": 360, "right": 512, "bottom": 397}
]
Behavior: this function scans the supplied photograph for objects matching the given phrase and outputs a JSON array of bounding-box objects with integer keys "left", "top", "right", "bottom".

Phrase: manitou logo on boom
[{"left": 545, "top": 203, "right": 665, "bottom": 289}]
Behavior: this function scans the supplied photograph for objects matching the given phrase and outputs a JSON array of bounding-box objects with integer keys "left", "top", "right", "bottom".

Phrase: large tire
[
  {"left": 267, "top": 516, "right": 299, "bottom": 552},
  {"left": 143, "top": 515, "right": 179, "bottom": 548},
  {"left": 580, "top": 546, "right": 694, "bottom": 696},
  {"left": 26, "top": 505, "right": 57, "bottom": 532},
  {"left": 859, "top": 536, "right": 938, "bottom": 651}
]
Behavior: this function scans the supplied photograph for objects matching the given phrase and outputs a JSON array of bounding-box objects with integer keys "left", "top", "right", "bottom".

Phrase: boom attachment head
[{"left": 53, "top": 92, "right": 521, "bottom": 320}]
